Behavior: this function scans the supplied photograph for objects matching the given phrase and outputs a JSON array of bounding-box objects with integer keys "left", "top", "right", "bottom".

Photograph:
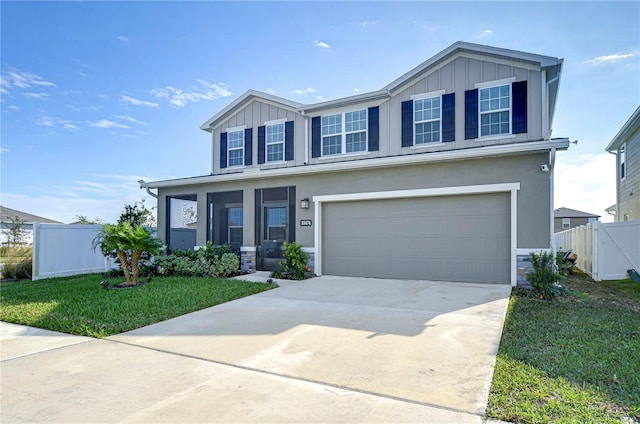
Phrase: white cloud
[
  {"left": 90, "top": 119, "right": 129, "bottom": 129},
  {"left": 359, "top": 21, "right": 378, "bottom": 28},
  {"left": 1, "top": 174, "right": 160, "bottom": 224},
  {"left": 477, "top": 29, "right": 493, "bottom": 38},
  {"left": 23, "top": 92, "right": 49, "bottom": 99},
  {"left": 119, "top": 95, "right": 159, "bottom": 108},
  {"left": 588, "top": 51, "right": 636, "bottom": 65},
  {"left": 117, "top": 35, "right": 130, "bottom": 43},
  {"left": 314, "top": 40, "right": 331, "bottom": 49},
  {"left": 6, "top": 105, "right": 20, "bottom": 111},
  {"left": 291, "top": 87, "right": 316, "bottom": 95},
  {"left": 1, "top": 147, "right": 10, "bottom": 154},
  {"left": 315, "top": 96, "right": 327, "bottom": 102},
  {"left": 36, "top": 116, "right": 79, "bottom": 131},
  {"left": 115, "top": 114, "right": 147, "bottom": 126},
  {"left": 264, "top": 88, "right": 276, "bottom": 95},
  {"left": 353, "top": 88, "right": 360, "bottom": 93},
  {"left": 151, "top": 80, "right": 231, "bottom": 107},
  {"left": 554, "top": 152, "right": 616, "bottom": 223},
  {"left": 1, "top": 70, "right": 56, "bottom": 94}
]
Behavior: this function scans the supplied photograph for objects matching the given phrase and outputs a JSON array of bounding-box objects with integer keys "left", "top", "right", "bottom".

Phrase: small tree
[
  {"left": 119, "top": 199, "right": 156, "bottom": 227},
  {"left": 2, "top": 215, "right": 28, "bottom": 247},
  {"left": 93, "top": 222, "right": 162, "bottom": 286},
  {"left": 73, "top": 215, "right": 104, "bottom": 225}
]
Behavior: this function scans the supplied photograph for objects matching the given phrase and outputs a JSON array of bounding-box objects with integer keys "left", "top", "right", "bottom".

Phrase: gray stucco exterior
[{"left": 144, "top": 41, "right": 570, "bottom": 286}]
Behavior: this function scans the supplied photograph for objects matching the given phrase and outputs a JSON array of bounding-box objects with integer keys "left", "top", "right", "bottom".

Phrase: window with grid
[
  {"left": 414, "top": 97, "right": 440, "bottom": 144},
  {"left": 266, "top": 123, "right": 285, "bottom": 162},
  {"left": 562, "top": 218, "right": 570, "bottom": 229},
  {"left": 227, "top": 130, "right": 244, "bottom": 167},
  {"left": 322, "top": 110, "right": 367, "bottom": 156},
  {"left": 480, "top": 84, "right": 510, "bottom": 136},
  {"left": 228, "top": 207, "right": 243, "bottom": 245}
]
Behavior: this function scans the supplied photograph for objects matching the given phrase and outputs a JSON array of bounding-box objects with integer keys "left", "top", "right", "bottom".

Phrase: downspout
[
  {"left": 549, "top": 148, "right": 556, "bottom": 252},
  {"left": 607, "top": 149, "right": 619, "bottom": 221},
  {"left": 138, "top": 180, "right": 158, "bottom": 198},
  {"left": 301, "top": 110, "right": 309, "bottom": 164}
]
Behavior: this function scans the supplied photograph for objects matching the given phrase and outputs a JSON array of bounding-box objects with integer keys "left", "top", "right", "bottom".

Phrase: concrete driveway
[{"left": 1, "top": 274, "right": 511, "bottom": 423}]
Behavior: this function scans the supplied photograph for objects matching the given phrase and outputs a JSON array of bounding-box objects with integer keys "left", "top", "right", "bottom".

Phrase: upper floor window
[
  {"left": 480, "top": 84, "right": 510, "bottom": 137},
  {"left": 321, "top": 110, "right": 367, "bottom": 156},
  {"left": 620, "top": 144, "right": 626, "bottom": 180},
  {"left": 227, "top": 130, "right": 244, "bottom": 167},
  {"left": 562, "top": 218, "right": 570, "bottom": 229},
  {"left": 414, "top": 96, "right": 441, "bottom": 144},
  {"left": 266, "top": 123, "right": 285, "bottom": 162},
  {"left": 228, "top": 207, "right": 243, "bottom": 245}
]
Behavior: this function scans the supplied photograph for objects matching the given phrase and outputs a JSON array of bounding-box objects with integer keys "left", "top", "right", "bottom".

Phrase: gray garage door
[{"left": 322, "top": 193, "right": 510, "bottom": 284}]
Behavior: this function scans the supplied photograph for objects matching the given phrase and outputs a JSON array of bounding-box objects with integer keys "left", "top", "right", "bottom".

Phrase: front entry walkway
[{"left": 1, "top": 275, "right": 511, "bottom": 423}]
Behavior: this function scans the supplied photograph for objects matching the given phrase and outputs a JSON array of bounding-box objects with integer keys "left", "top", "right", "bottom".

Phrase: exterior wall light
[{"left": 300, "top": 198, "right": 310, "bottom": 209}]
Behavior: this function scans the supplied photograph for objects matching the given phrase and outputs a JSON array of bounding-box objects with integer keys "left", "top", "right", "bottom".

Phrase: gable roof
[
  {"left": 200, "top": 89, "right": 304, "bottom": 132},
  {"left": 605, "top": 105, "right": 640, "bottom": 152},
  {"left": 554, "top": 207, "right": 600, "bottom": 219},
  {"left": 0, "top": 205, "right": 61, "bottom": 224}
]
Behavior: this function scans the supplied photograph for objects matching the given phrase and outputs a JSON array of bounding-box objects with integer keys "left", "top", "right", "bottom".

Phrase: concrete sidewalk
[{"left": 1, "top": 275, "right": 511, "bottom": 423}]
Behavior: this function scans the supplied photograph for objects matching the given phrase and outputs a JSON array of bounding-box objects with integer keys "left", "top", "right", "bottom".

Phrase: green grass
[
  {"left": 487, "top": 271, "right": 640, "bottom": 423},
  {"left": 0, "top": 274, "right": 277, "bottom": 338}
]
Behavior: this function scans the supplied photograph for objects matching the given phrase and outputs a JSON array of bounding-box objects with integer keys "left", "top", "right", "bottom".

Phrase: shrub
[
  {"left": 1, "top": 257, "right": 32, "bottom": 280},
  {"left": 526, "top": 251, "right": 568, "bottom": 300},
  {"left": 154, "top": 243, "right": 239, "bottom": 278},
  {"left": 275, "top": 242, "right": 309, "bottom": 280}
]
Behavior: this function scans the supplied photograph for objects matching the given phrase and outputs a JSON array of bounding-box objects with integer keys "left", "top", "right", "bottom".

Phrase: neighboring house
[
  {"left": 142, "top": 41, "right": 570, "bottom": 286},
  {"left": 605, "top": 106, "right": 640, "bottom": 222},
  {"left": 553, "top": 207, "right": 599, "bottom": 232},
  {"left": 0, "top": 205, "right": 62, "bottom": 245}
]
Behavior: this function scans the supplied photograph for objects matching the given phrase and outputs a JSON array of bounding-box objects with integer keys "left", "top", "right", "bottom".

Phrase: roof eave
[{"left": 605, "top": 106, "right": 640, "bottom": 152}]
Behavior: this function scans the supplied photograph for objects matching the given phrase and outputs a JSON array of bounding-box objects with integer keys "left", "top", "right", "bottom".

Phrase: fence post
[{"left": 32, "top": 221, "right": 40, "bottom": 280}]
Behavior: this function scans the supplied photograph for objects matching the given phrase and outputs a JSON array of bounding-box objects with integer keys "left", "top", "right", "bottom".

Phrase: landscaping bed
[
  {"left": 0, "top": 273, "right": 277, "bottom": 338},
  {"left": 486, "top": 270, "right": 640, "bottom": 423}
]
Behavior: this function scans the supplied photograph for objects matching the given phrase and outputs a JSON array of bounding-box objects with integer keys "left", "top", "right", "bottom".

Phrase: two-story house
[
  {"left": 553, "top": 207, "right": 600, "bottom": 232},
  {"left": 142, "top": 41, "right": 569, "bottom": 286},
  {"left": 605, "top": 106, "right": 639, "bottom": 222}
]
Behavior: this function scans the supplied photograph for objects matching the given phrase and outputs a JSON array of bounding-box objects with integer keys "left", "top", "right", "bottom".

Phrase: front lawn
[
  {"left": 0, "top": 274, "right": 277, "bottom": 338},
  {"left": 487, "top": 270, "right": 640, "bottom": 423}
]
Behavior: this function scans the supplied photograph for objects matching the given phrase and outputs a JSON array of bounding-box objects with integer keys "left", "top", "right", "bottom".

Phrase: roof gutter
[
  {"left": 138, "top": 180, "right": 158, "bottom": 198},
  {"left": 144, "top": 138, "right": 570, "bottom": 189}
]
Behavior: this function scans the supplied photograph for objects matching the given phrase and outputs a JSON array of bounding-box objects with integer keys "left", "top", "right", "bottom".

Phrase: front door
[{"left": 256, "top": 186, "right": 296, "bottom": 271}]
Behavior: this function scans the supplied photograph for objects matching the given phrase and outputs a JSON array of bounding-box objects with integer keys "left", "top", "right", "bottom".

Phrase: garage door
[{"left": 322, "top": 193, "right": 510, "bottom": 284}]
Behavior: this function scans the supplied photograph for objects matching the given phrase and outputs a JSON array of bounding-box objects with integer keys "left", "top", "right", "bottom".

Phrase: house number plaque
[{"left": 300, "top": 220, "right": 312, "bottom": 227}]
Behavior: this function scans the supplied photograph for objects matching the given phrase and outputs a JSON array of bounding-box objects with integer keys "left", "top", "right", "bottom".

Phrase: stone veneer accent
[
  {"left": 516, "top": 254, "right": 534, "bottom": 288},
  {"left": 240, "top": 248, "right": 256, "bottom": 272}
]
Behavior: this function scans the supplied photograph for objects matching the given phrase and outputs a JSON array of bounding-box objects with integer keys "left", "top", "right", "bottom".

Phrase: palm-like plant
[{"left": 93, "top": 222, "right": 162, "bottom": 285}]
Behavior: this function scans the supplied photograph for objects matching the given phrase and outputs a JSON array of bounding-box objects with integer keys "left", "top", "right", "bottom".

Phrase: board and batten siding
[
  {"left": 211, "top": 98, "right": 307, "bottom": 174},
  {"left": 618, "top": 127, "right": 640, "bottom": 221}
]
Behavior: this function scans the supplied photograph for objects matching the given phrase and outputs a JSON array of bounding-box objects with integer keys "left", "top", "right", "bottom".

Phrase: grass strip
[{"left": 0, "top": 274, "right": 276, "bottom": 338}]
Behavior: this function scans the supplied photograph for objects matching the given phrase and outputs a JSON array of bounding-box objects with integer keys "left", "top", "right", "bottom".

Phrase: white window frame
[
  {"left": 620, "top": 144, "right": 626, "bottom": 181},
  {"left": 476, "top": 77, "right": 515, "bottom": 138},
  {"left": 265, "top": 119, "right": 286, "bottom": 163},
  {"left": 321, "top": 110, "right": 368, "bottom": 156},
  {"left": 562, "top": 218, "right": 570, "bottom": 229},
  {"left": 411, "top": 91, "right": 444, "bottom": 145},
  {"left": 227, "top": 127, "right": 245, "bottom": 168}
]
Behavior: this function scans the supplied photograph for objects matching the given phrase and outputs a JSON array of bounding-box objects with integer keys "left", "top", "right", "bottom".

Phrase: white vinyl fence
[
  {"left": 555, "top": 221, "right": 640, "bottom": 281},
  {"left": 32, "top": 223, "right": 112, "bottom": 280}
]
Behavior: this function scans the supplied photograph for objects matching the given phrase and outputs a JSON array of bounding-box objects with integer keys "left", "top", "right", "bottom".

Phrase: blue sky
[{"left": 1, "top": 1, "right": 639, "bottom": 224}]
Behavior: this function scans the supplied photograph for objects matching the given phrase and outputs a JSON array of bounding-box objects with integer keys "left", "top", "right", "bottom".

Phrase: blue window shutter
[
  {"left": 368, "top": 106, "right": 379, "bottom": 151},
  {"left": 257, "top": 126, "right": 265, "bottom": 164},
  {"left": 465, "top": 89, "right": 478, "bottom": 140},
  {"left": 244, "top": 128, "right": 253, "bottom": 166},
  {"left": 401, "top": 100, "right": 413, "bottom": 147},
  {"left": 442, "top": 93, "right": 455, "bottom": 142},
  {"left": 312, "top": 116, "right": 321, "bottom": 158},
  {"left": 220, "top": 132, "right": 227, "bottom": 169},
  {"left": 285, "top": 121, "right": 294, "bottom": 161},
  {"left": 219, "top": 208, "right": 228, "bottom": 244},
  {"left": 512, "top": 80, "right": 527, "bottom": 134}
]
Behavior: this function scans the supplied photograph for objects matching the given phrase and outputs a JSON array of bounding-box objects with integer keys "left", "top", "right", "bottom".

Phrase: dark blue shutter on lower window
[
  {"left": 512, "top": 80, "right": 527, "bottom": 134},
  {"left": 442, "top": 93, "right": 455, "bottom": 142},
  {"left": 368, "top": 106, "right": 379, "bottom": 151},
  {"left": 401, "top": 100, "right": 413, "bottom": 147},
  {"left": 257, "top": 126, "right": 265, "bottom": 164},
  {"left": 285, "top": 121, "right": 294, "bottom": 161},
  {"left": 220, "top": 132, "right": 228, "bottom": 169},
  {"left": 465, "top": 89, "right": 479, "bottom": 140},
  {"left": 311, "top": 117, "right": 321, "bottom": 158},
  {"left": 244, "top": 128, "right": 253, "bottom": 166}
]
